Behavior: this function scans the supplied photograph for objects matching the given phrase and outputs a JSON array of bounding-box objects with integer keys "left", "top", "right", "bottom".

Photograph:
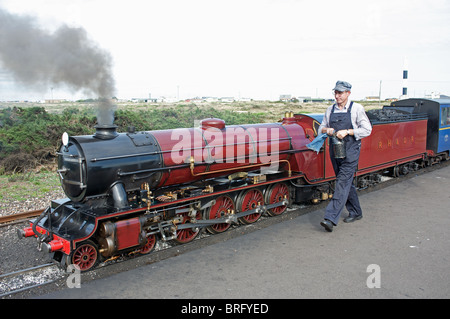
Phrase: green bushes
[
  {"left": 113, "top": 104, "right": 265, "bottom": 132},
  {"left": 0, "top": 106, "right": 96, "bottom": 173},
  {"left": 0, "top": 104, "right": 266, "bottom": 173}
]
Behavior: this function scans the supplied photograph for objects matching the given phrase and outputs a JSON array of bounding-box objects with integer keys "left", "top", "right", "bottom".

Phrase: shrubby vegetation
[
  {"left": 0, "top": 106, "right": 96, "bottom": 173},
  {"left": 0, "top": 104, "right": 266, "bottom": 173}
]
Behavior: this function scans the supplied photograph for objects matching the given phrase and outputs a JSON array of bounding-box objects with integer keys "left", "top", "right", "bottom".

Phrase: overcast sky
[{"left": 1, "top": 0, "right": 450, "bottom": 101}]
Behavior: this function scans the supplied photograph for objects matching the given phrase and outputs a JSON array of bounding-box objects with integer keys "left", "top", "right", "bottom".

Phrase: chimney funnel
[{"left": 94, "top": 124, "right": 118, "bottom": 140}]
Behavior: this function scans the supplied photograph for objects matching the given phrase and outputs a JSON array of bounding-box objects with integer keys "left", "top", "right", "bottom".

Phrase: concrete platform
[{"left": 40, "top": 165, "right": 450, "bottom": 299}]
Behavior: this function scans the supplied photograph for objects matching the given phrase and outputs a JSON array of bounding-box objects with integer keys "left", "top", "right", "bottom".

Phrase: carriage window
[{"left": 441, "top": 107, "right": 450, "bottom": 126}]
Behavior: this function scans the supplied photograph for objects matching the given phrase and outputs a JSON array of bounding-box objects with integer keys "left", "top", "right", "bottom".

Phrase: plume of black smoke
[{"left": 0, "top": 7, "right": 116, "bottom": 125}]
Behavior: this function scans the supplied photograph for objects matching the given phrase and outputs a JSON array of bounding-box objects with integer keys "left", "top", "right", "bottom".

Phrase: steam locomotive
[{"left": 18, "top": 98, "right": 450, "bottom": 271}]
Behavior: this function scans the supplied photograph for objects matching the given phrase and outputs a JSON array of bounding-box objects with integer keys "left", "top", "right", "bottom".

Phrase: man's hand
[
  {"left": 336, "top": 130, "right": 349, "bottom": 139},
  {"left": 326, "top": 128, "right": 335, "bottom": 136}
]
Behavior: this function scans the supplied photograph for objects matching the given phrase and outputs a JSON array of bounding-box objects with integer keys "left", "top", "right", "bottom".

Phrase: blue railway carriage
[{"left": 385, "top": 98, "right": 450, "bottom": 160}]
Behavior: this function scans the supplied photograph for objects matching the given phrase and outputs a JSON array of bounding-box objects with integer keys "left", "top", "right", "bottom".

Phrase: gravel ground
[
  {"left": 0, "top": 172, "right": 65, "bottom": 277},
  {"left": 0, "top": 169, "right": 65, "bottom": 217},
  {"left": 0, "top": 189, "right": 65, "bottom": 216},
  {"left": 0, "top": 222, "right": 52, "bottom": 274}
]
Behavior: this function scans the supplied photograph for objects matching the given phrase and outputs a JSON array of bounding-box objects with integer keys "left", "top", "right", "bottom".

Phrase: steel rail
[
  {"left": 0, "top": 263, "right": 60, "bottom": 298},
  {"left": 0, "top": 263, "right": 55, "bottom": 280},
  {"left": 0, "top": 209, "right": 44, "bottom": 225}
]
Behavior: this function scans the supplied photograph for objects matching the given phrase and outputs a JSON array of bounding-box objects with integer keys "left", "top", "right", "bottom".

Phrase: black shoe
[
  {"left": 320, "top": 219, "right": 333, "bottom": 232},
  {"left": 343, "top": 215, "right": 363, "bottom": 223}
]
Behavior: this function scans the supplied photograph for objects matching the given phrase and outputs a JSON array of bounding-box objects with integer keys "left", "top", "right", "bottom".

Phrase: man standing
[{"left": 318, "top": 81, "right": 372, "bottom": 232}]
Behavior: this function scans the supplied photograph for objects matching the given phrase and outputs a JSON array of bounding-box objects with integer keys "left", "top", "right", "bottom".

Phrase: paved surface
[{"left": 40, "top": 166, "right": 450, "bottom": 299}]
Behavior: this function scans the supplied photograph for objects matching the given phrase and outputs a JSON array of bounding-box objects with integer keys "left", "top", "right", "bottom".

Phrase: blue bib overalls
[{"left": 324, "top": 102, "right": 363, "bottom": 225}]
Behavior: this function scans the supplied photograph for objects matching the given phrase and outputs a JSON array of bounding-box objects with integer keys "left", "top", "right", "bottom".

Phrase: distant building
[
  {"left": 159, "top": 96, "right": 178, "bottom": 103},
  {"left": 45, "top": 99, "right": 66, "bottom": 103},
  {"left": 131, "top": 97, "right": 157, "bottom": 103},
  {"left": 202, "top": 97, "right": 219, "bottom": 102},
  {"left": 185, "top": 97, "right": 203, "bottom": 103},
  {"left": 220, "top": 97, "right": 235, "bottom": 103},
  {"left": 297, "top": 96, "right": 312, "bottom": 103},
  {"left": 425, "top": 92, "right": 450, "bottom": 99},
  {"left": 279, "top": 94, "right": 292, "bottom": 101}
]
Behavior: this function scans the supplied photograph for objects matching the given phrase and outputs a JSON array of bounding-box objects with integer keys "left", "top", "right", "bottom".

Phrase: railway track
[
  {"left": 0, "top": 209, "right": 44, "bottom": 226},
  {"left": 0, "top": 263, "right": 64, "bottom": 298}
]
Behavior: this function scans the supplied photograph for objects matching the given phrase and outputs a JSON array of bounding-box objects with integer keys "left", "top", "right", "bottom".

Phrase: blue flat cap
[{"left": 333, "top": 80, "right": 352, "bottom": 92}]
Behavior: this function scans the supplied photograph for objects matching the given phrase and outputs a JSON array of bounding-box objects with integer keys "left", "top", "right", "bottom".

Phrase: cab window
[{"left": 441, "top": 107, "right": 450, "bottom": 126}]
